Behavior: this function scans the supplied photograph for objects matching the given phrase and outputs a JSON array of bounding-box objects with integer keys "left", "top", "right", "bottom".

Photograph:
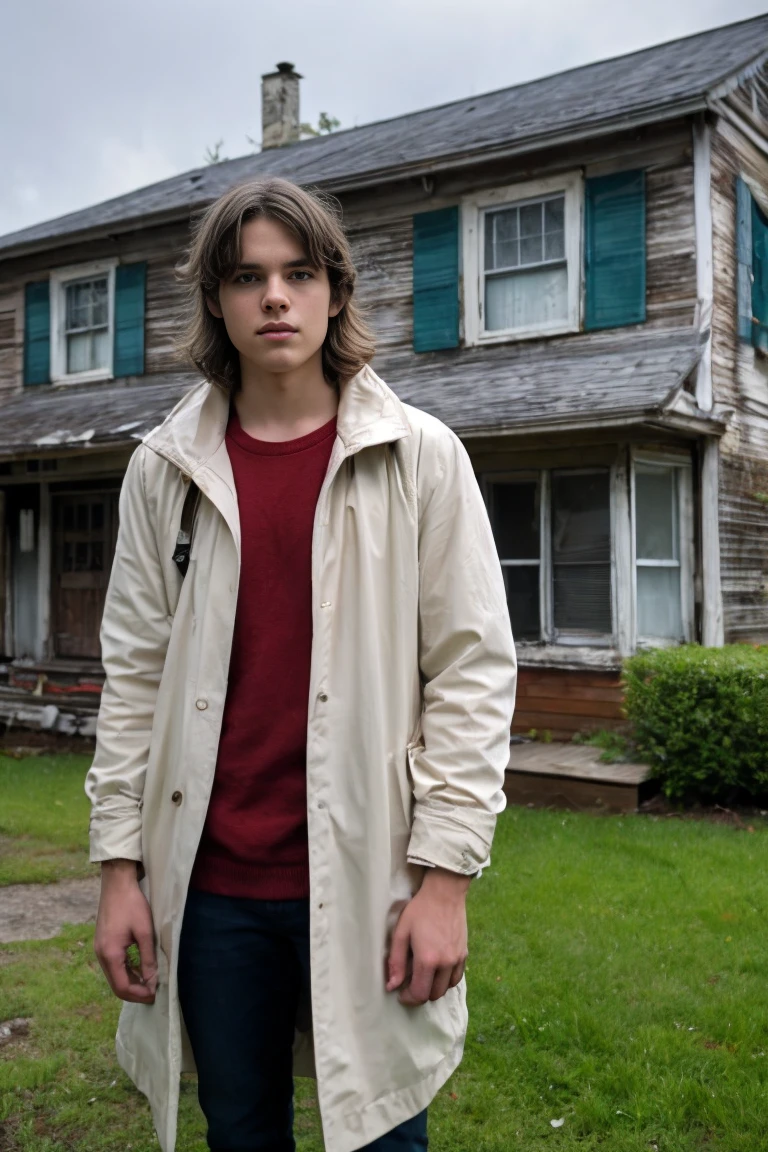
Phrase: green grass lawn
[
  {"left": 0, "top": 754, "right": 93, "bottom": 886},
  {"left": 2, "top": 755, "right": 768, "bottom": 1149}
]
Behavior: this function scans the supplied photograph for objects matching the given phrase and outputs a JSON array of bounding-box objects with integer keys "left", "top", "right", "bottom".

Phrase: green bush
[{"left": 623, "top": 645, "right": 768, "bottom": 802}]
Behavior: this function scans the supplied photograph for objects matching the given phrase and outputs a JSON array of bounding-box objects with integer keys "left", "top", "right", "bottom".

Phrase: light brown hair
[{"left": 177, "top": 177, "right": 376, "bottom": 392}]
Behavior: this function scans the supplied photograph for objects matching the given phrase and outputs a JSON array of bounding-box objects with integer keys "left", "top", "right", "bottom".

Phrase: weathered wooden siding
[
  {"left": 710, "top": 108, "right": 768, "bottom": 642},
  {"left": 347, "top": 131, "right": 696, "bottom": 357},
  {"left": 645, "top": 159, "right": 697, "bottom": 327},
  {"left": 0, "top": 288, "right": 22, "bottom": 400},
  {"left": 512, "top": 667, "right": 626, "bottom": 740}
]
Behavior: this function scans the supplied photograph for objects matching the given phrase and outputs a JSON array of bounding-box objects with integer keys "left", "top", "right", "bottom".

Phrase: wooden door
[{"left": 52, "top": 492, "right": 119, "bottom": 659}]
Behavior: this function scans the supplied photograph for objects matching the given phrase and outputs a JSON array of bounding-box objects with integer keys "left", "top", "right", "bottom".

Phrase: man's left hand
[{"left": 385, "top": 866, "right": 471, "bottom": 1006}]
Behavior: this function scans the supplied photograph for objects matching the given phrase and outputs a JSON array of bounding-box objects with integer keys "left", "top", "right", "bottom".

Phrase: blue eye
[{"left": 291, "top": 271, "right": 313, "bottom": 281}]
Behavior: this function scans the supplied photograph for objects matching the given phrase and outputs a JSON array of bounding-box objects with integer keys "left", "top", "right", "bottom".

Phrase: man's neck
[{"left": 234, "top": 357, "right": 339, "bottom": 443}]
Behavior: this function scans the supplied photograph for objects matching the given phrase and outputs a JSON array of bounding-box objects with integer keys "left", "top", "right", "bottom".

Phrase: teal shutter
[
  {"left": 412, "top": 207, "right": 459, "bottom": 352},
  {"left": 736, "top": 176, "right": 754, "bottom": 342},
  {"left": 584, "top": 170, "right": 646, "bottom": 331},
  {"left": 23, "top": 281, "right": 50, "bottom": 385},
  {"left": 750, "top": 195, "right": 768, "bottom": 355},
  {"left": 113, "top": 262, "right": 147, "bottom": 377}
]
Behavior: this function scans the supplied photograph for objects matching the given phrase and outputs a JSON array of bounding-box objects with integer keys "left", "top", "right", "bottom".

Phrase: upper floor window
[
  {"left": 736, "top": 174, "right": 768, "bottom": 354},
  {"left": 412, "top": 169, "right": 646, "bottom": 353},
  {"left": 65, "top": 276, "right": 111, "bottom": 374},
  {"left": 51, "top": 261, "right": 116, "bottom": 385},
  {"left": 23, "top": 261, "right": 146, "bottom": 387},
  {"left": 462, "top": 174, "right": 583, "bottom": 345}
]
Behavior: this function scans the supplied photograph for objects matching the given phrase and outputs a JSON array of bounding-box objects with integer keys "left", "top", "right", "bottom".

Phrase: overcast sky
[{"left": 2, "top": 0, "right": 766, "bottom": 238}]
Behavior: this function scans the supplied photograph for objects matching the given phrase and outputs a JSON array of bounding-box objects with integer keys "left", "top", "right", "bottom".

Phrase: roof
[
  {"left": 1, "top": 14, "right": 767, "bottom": 259},
  {"left": 384, "top": 326, "right": 711, "bottom": 437},
  {"left": 0, "top": 327, "right": 714, "bottom": 459}
]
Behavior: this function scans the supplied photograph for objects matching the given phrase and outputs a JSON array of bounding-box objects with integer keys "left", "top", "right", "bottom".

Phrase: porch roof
[
  {"left": 381, "top": 324, "right": 721, "bottom": 437},
  {"left": 0, "top": 326, "right": 720, "bottom": 461}
]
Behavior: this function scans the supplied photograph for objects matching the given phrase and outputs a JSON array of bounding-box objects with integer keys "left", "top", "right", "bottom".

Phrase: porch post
[{"left": 701, "top": 438, "right": 724, "bottom": 647}]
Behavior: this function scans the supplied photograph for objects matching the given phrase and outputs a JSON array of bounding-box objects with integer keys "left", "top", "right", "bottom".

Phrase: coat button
[
  {"left": 196, "top": 699, "right": 208, "bottom": 711},
  {"left": 171, "top": 790, "right": 183, "bottom": 805},
  {"left": 318, "top": 692, "right": 328, "bottom": 703}
]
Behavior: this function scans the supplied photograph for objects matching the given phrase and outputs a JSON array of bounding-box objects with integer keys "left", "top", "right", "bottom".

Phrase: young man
[{"left": 86, "top": 178, "right": 516, "bottom": 1152}]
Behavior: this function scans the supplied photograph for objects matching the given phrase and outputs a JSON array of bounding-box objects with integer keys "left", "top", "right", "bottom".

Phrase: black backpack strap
[{"left": 172, "top": 479, "right": 201, "bottom": 578}]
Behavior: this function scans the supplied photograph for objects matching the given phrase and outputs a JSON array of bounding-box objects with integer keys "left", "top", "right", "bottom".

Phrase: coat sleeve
[
  {"left": 406, "top": 424, "right": 517, "bottom": 877},
  {"left": 85, "top": 445, "right": 174, "bottom": 864}
]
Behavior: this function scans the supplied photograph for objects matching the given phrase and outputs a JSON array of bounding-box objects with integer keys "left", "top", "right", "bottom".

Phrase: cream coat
[{"left": 86, "top": 364, "right": 517, "bottom": 1152}]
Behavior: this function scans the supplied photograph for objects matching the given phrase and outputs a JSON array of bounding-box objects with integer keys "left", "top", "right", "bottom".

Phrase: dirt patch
[
  {"left": 638, "top": 794, "right": 768, "bottom": 828},
  {"left": 0, "top": 878, "right": 100, "bottom": 943},
  {"left": 0, "top": 731, "right": 95, "bottom": 757},
  {"left": 0, "top": 1019, "right": 30, "bottom": 1048}
]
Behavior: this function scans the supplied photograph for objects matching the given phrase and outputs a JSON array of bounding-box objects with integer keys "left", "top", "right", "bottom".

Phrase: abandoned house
[{"left": 0, "top": 16, "right": 767, "bottom": 739}]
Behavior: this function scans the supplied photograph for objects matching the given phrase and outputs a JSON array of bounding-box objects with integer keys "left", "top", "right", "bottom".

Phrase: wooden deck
[{"left": 504, "top": 741, "right": 652, "bottom": 813}]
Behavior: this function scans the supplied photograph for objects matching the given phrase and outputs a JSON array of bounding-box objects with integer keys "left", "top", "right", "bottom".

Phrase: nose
[{"left": 262, "top": 273, "right": 290, "bottom": 313}]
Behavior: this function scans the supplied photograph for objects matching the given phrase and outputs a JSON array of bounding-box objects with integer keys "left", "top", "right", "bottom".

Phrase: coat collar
[{"left": 143, "top": 362, "right": 412, "bottom": 478}]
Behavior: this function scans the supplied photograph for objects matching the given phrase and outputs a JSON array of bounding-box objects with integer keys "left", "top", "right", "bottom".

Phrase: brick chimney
[{"left": 261, "top": 62, "right": 303, "bottom": 150}]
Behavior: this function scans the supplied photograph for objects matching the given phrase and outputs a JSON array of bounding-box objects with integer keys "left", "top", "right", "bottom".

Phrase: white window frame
[
  {"left": 630, "top": 450, "right": 695, "bottom": 648},
  {"left": 462, "top": 172, "right": 583, "bottom": 346},
  {"left": 50, "top": 260, "right": 116, "bottom": 386},
  {"left": 483, "top": 464, "right": 617, "bottom": 650}
]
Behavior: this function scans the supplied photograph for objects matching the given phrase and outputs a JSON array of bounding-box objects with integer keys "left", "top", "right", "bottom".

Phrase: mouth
[{"left": 258, "top": 324, "right": 297, "bottom": 341}]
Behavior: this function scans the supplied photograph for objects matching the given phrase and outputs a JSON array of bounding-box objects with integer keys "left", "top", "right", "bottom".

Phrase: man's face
[{"left": 208, "top": 215, "right": 341, "bottom": 378}]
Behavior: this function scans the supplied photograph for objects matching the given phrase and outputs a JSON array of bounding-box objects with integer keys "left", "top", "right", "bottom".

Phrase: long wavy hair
[{"left": 176, "top": 177, "right": 376, "bottom": 393}]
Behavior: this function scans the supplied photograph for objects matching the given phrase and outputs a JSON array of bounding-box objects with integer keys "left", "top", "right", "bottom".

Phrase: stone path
[{"left": 0, "top": 877, "right": 100, "bottom": 943}]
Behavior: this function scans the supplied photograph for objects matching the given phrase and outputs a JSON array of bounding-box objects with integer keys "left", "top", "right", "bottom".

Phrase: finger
[
  {"left": 134, "top": 926, "right": 159, "bottom": 991},
  {"left": 386, "top": 926, "right": 411, "bottom": 992},
  {"left": 98, "top": 950, "right": 156, "bottom": 1003},
  {"left": 399, "top": 956, "right": 435, "bottom": 1006},
  {"left": 428, "top": 966, "right": 453, "bottom": 1002},
  {"left": 448, "top": 960, "right": 465, "bottom": 988}
]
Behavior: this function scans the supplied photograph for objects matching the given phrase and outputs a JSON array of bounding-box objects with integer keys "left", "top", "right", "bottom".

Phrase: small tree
[
  {"left": 300, "top": 112, "right": 341, "bottom": 138},
  {"left": 203, "top": 140, "right": 229, "bottom": 165}
]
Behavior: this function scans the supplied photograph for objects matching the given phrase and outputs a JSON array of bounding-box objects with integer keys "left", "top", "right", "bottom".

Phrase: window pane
[
  {"left": 66, "top": 328, "right": 109, "bottom": 374},
  {"left": 76, "top": 504, "right": 89, "bottom": 532},
  {"left": 75, "top": 541, "right": 89, "bottom": 571},
  {"left": 552, "top": 471, "right": 612, "bottom": 635},
  {"left": 519, "top": 203, "right": 542, "bottom": 239},
  {"left": 485, "top": 208, "right": 519, "bottom": 271},
  {"left": 544, "top": 229, "right": 565, "bottom": 261},
  {"left": 92, "top": 328, "right": 110, "bottom": 370},
  {"left": 91, "top": 502, "right": 104, "bottom": 532},
  {"left": 637, "top": 567, "right": 682, "bottom": 639},
  {"left": 491, "top": 481, "right": 539, "bottom": 559},
  {"left": 636, "top": 468, "right": 677, "bottom": 560},
  {"left": 67, "top": 332, "right": 92, "bottom": 373},
  {"left": 553, "top": 565, "right": 612, "bottom": 634},
  {"left": 503, "top": 566, "right": 540, "bottom": 641},
  {"left": 544, "top": 198, "right": 565, "bottom": 233},
  {"left": 66, "top": 277, "right": 108, "bottom": 332},
  {"left": 485, "top": 266, "right": 568, "bottom": 331},
  {"left": 552, "top": 473, "right": 610, "bottom": 563}
]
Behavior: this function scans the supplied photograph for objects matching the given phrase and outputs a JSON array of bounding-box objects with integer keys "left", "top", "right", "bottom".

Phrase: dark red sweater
[{"left": 190, "top": 407, "right": 337, "bottom": 900}]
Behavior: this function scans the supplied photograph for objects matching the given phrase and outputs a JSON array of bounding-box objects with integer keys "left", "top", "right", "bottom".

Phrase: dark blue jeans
[{"left": 178, "top": 888, "right": 429, "bottom": 1152}]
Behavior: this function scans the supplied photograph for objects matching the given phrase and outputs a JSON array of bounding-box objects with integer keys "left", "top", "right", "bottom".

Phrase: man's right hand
[{"left": 94, "top": 859, "right": 158, "bottom": 1004}]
